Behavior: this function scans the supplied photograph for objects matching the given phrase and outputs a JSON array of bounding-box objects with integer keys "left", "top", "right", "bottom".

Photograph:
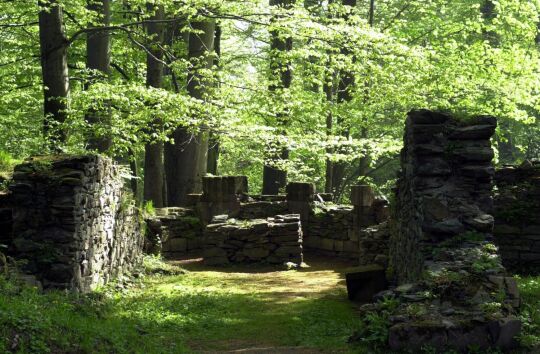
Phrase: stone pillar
[
  {"left": 360, "top": 110, "right": 522, "bottom": 352},
  {"left": 390, "top": 110, "right": 497, "bottom": 283},
  {"left": 197, "top": 176, "right": 248, "bottom": 223},
  {"left": 351, "top": 185, "right": 375, "bottom": 227},
  {"left": 286, "top": 182, "right": 314, "bottom": 233}
]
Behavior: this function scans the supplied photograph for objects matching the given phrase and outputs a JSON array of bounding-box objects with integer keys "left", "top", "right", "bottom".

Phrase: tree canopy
[{"left": 1, "top": 0, "right": 539, "bottom": 200}]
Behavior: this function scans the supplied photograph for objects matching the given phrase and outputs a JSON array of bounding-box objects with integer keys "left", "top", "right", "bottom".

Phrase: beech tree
[
  {"left": 143, "top": 4, "right": 166, "bottom": 207},
  {"left": 38, "top": 0, "right": 70, "bottom": 149},
  {"left": 165, "top": 19, "right": 215, "bottom": 206},
  {"left": 85, "top": 0, "right": 112, "bottom": 152},
  {"left": 262, "top": 0, "right": 293, "bottom": 195}
]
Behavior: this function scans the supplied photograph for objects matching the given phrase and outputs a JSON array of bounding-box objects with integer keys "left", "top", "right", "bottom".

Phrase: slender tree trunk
[
  {"left": 262, "top": 0, "right": 293, "bottom": 195},
  {"left": 86, "top": 0, "right": 112, "bottom": 152},
  {"left": 324, "top": 80, "right": 334, "bottom": 193},
  {"left": 38, "top": 0, "right": 69, "bottom": 149},
  {"left": 331, "top": 0, "right": 356, "bottom": 197},
  {"left": 166, "top": 20, "right": 215, "bottom": 206},
  {"left": 207, "top": 24, "right": 222, "bottom": 175},
  {"left": 143, "top": 4, "right": 165, "bottom": 208}
]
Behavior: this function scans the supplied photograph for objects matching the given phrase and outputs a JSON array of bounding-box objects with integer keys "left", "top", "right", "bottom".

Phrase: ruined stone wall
[
  {"left": 146, "top": 179, "right": 389, "bottom": 263},
  {"left": 390, "top": 110, "right": 497, "bottom": 282},
  {"left": 494, "top": 162, "right": 540, "bottom": 273},
  {"left": 146, "top": 207, "right": 203, "bottom": 257},
  {"left": 9, "top": 155, "right": 143, "bottom": 292},
  {"left": 0, "top": 192, "right": 12, "bottom": 249},
  {"left": 203, "top": 214, "right": 303, "bottom": 265},
  {"left": 376, "top": 110, "right": 521, "bottom": 352}
]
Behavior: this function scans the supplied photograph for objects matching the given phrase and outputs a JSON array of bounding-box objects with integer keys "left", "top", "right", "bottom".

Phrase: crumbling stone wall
[
  {"left": 373, "top": 110, "right": 522, "bottom": 352},
  {"left": 494, "top": 161, "right": 540, "bottom": 273},
  {"left": 8, "top": 155, "right": 143, "bottom": 292},
  {"left": 146, "top": 177, "right": 389, "bottom": 263},
  {"left": 390, "top": 110, "right": 497, "bottom": 282},
  {"left": 203, "top": 214, "right": 303, "bottom": 265},
  {"left": 0, "top": 192, "right": 12, "bottom": 249},
  {"left": 146, "top": 207, "right": 203, "bottom": 257}
]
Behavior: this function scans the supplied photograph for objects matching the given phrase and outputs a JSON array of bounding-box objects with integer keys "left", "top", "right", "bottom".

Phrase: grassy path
[
  {"left": 129, "top": 257, "right": 362, "bottom": 353},
  {"left": 1, "top": 256, "right": 363, "bottom": 353}
]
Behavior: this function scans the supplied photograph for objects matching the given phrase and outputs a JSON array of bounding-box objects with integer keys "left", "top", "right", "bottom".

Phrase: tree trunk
[
  {"left": 207, "top": 24, "right": 222, "bottom": 175},
  {"left": 331, "top": 0, "right": 356, "bottom": 198},
  {"left": 38, "top": 0, "right": 69, "bottom": 149},
  {"left": 86, "top": 0, "right": 112, "bottom": 152},
  {"left": 262, "top": 0, "right": 293, "bottom": 195},
  {"left": 166, "top": 20, "right": 215, "bottom": 206},
  {"left": 143, "top": 4, "right": 165, "bottom": 208},
  {"left": 324, "top": 79, "right": 334, "bottom": 193}
]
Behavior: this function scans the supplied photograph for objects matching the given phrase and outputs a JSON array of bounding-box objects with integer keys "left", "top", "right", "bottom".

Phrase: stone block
[
  {"left": 351, "top": 185, "right": 374, "bottom": 207},
  {"left": 320, "top": 238, "right": 334, "bottom": 251},
  {"left": 345, "top": 264, "right": 387, "bottom": 303},
  {"left": 286, "top": 182, "right": 315, "bottom": 202}
]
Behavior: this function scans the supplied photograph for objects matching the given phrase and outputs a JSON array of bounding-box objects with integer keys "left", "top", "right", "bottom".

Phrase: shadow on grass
[{"left": 109, "top": 283, "right": 361, "bottom": 353}]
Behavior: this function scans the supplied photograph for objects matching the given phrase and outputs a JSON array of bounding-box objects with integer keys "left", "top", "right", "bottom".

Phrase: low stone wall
[
  {"left": 203, "top": 214, "right": 303, "bottom": 265},
  {"left": 238, "top": 200, "right": 288, "bottom": 219},
  {"left": 304, "top": 205, "right": 355, "bottom": 258},
  {"left": 358, "top": 221, "right": 390, "bottom": 267},
  {"left": 146, "top": 207, "right": 203, "bottom": 257},
  {"left": 8, "top": 155, "right": 143, "bottom": 292},
  {"left": 494, "top": 162, "right": 540, "bottom": 273},
  {"left": 145, "top": 178, "right": 389, "bottom": 264}
]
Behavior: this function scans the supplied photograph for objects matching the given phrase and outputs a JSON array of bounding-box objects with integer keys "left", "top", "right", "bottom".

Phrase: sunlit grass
[{"left": 0, "top": 259, "right": 362, "bottom": 353}]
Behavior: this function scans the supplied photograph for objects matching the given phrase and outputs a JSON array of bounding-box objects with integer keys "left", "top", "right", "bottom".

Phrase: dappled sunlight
[{"left": 105, "top": 259, "right": 360, "bottom": 352}]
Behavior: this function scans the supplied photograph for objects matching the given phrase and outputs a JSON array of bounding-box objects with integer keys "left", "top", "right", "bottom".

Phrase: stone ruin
[
  {"left": 349, "top": 110, "right": 521, "bottom": 352},
  {"left": 203, "top": 214, "right": 303, "bottom": 265},
  {"left": 0, "top": 155, "right": 143, "bottom": 292},
  {"left": 494, "top": 161, "right": 540, "bottom": 274},
  {"left": 145, "top": 176, "right": 391, "bottom": 266}
]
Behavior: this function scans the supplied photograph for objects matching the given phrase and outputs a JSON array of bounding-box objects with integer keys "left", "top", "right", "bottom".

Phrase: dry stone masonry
[
  {"left": 203, "top": 214, "right": 303, "bottom": 265},
  {"left": 145, "top": 207, "right": 203, "bottom": 257},
  {"left": 0, "top": 192, "right": 12, "bottom": 249},
  {"left": 494, "top": 161, "right": 540, "bottom": 274},
  {"left": 354, "top": 110, "right": 522, "bottom": 352},
  {"left": 8, "top": 155, "right": 143, "bottom": 292},
  {"left": 146, "top": 176, "right": 390, "bottom": 265}
]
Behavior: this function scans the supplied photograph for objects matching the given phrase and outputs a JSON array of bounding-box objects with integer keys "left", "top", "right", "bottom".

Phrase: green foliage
[
  {"left": 353, "top": 296, "right": 399, "bottom": 349},
  {"left": 1, "top": 0, "right": 539, "bottom": 193},
  {"left": 517, "top": 275, "right": 540, "bottom": 348}
]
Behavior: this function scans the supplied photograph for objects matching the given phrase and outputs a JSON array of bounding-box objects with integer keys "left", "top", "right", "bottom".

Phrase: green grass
[
  {"left": 517, "top": 275, "right": 540, "bottom": 349},
  {"left": 0, "top": 258, "right": 363, "bottom": 353}
]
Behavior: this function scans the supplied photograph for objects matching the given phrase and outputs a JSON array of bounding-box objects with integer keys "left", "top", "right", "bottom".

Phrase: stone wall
[
  {"left": 8, "top": 155, "right": 144, "bottom": 292},
  {"left": 0, "top": 192, "right": 12, "bottom": 250},
  {"left": 390, "top": 110, "right": 497, "bottom": 282},
  {"left": 203, "top": 214, "right": 303, "bottom": 265},
  {"left": 494, "top": 161, "right": 540, "bottom": 273},
  {"left": 145, "top": 177, "right": 389, "bottom": 264},
  {"left": 372, "top": 110, "right": 522, "bottom": 352},
  {"left": 146, "top": 207, "right": 203, "bottom": 257}
]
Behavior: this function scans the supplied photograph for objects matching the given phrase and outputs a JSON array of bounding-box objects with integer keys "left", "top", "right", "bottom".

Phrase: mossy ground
[{"left": 0, "top": 257, "right": 365, "bottom": 353}]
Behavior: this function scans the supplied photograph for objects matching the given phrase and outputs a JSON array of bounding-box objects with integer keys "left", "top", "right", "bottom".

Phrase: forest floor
[
  {"left": 0, "top": 256, "right": 366, "bottom": 353},
  {"left": 145, "top": 256, "right": 362, "bottom": 353},
  {"left": 2, "top": 255, "right": 540, "bottom": 353}
]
